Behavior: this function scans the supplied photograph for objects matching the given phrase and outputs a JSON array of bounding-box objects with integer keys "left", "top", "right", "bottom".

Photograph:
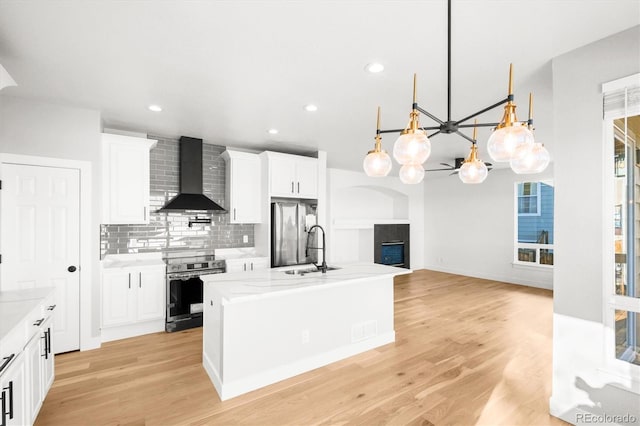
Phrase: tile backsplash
[{"left": 100, "top": 136, "right": 254, "bottom": 257}]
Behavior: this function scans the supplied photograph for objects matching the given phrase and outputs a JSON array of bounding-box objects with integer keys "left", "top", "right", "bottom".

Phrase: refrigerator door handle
[
  {"left": 297, "top": 203, "right": 306, "bottom": 264},
  {"left": 272, "top": 203, "right": 282, "bottom": 267}
]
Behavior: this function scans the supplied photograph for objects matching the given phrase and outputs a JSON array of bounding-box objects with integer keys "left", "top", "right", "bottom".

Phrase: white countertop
[
  {"left": 203, "top": 262, "right": 410, "bottom": 304},
  {"left": 101, "top": 252, "right": 165, "bottom": 269},
  {"left": 0, "top": 287, "right": 54, "bottom": 342}
]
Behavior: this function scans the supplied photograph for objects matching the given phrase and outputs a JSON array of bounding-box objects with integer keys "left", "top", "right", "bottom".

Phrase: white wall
[
  {"left": 550, "top": 25, "right": 640, "bottom": 423},
  {"left": 422, "top": 166, "right": 554, "bottom": 289},
  {"left": 0, "top": 95, "right": 102, "bottom": 347},
  {"left": 327, "top": 168, "right": 424, "bottom": 269}
]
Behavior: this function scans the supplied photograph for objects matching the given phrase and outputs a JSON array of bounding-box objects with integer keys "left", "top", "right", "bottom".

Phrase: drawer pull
[
  {"left": 33, "top": 318, "right": 44, "bottom": 326},
  {"left": 47, "top": 304, "right": 56, "bottom": 311},
  {"left": 0, "top": 354, "right": 14, "bottom": 374}
]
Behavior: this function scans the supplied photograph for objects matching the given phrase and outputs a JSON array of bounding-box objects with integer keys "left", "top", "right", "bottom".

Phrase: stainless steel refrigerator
[{"left": 271, "top": 201, "right": 317, "bottom": 267}]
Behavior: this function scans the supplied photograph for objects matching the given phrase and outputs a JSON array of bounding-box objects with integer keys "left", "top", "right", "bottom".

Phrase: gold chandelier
[{"left": 363, "top": 0, "right": 550, "bottom": 184}]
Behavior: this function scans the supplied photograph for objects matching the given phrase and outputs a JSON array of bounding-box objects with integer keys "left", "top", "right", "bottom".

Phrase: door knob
[{"left": 67, "top": 265, "right": 77, "bottom": 272}]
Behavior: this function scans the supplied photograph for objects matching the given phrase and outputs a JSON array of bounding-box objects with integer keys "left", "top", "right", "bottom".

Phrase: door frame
[{"left": 0, "top": 153, "right": 98, "bottom": 351}]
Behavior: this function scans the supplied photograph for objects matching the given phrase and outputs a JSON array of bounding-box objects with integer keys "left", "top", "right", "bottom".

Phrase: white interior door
[{"left": 1, "top": 163, "right": 80, "bottom": 354}]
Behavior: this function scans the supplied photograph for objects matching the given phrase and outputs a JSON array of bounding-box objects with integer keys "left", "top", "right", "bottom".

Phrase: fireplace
[{"left": 374, "top": 224, "right": 410, "bottom": 269}]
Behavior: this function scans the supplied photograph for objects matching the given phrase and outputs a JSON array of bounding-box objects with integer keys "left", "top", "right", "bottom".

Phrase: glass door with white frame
[{"left": 612, "top": 113, "right": 640, "bottom": 366}]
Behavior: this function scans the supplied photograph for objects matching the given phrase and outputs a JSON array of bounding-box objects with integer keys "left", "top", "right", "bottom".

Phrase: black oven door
[{"left": 167, "top": 275, "right": 204, "bottom": 322}]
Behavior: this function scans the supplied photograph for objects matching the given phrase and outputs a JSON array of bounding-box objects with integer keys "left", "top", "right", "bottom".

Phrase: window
[
  {"left": 514, "top": 181, "right": 554, "bottom": 266},
  {"left": 517, "top": 182, "right": 541, "bottom": 216},
  {"left": 603, "top": 74, "right": 640, "bottom": 375}
]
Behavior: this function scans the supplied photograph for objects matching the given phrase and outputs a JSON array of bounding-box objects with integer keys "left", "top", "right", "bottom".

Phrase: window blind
[{"left": 604, "top": 85, "right": 640, "bottom": 117}]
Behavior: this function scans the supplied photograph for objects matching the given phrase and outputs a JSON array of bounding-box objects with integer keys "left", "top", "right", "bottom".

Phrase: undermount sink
[{"left": 284, "top": 266, "right": 341, "bottom": 275}]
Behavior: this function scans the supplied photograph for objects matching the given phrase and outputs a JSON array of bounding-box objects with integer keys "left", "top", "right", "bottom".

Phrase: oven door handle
[{"left": 167, "top": 271, "right": 224, "bottom": 280}]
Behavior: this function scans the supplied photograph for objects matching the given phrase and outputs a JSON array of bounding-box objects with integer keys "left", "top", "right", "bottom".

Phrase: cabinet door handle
[
  {"left": 233, "top": 208, "right": 236, "bottom": 221},
  {"left": 144, "top": 206, "right": 147, "bottom": 221},
  {"left": 291, "top": 181, "right": 294, "bottom": 193},
  {"left": 251, "top": 262, "right": 254, "bottom": 271},
  {"left": 243, "top": 263, "right": 246, "bottom": 271},
  {"left": 42, "top": 330, "right": 49, "bottom": 359},
  {"left": 0, "top": 354, "right": 14, "bottom": 374},
  {"left": 2, "top": 381, "right": 13, "bottom": 421},
  {"left": 128, "top": 273, "right": 131, "bottom": 289},
  {"left": 1, "top": 389, "right": 6, "bottom": 426},
  {"left": 48, "top": 327, "right": 52, "bottom": 355},
  {"left": 41, "top": 332, "right": 47, "bottom": 357},
  {"left": 139, "top": 272, "right": 142, "bottom": 288},
  {"left": 33, "top": 318, "right": 44, "bottom": 326},
  {"left": 297, "top": 182, "right": 300, "bottom": 193},
  {"left": 47, "top": 304, "right": 56, "bottom": 311}
]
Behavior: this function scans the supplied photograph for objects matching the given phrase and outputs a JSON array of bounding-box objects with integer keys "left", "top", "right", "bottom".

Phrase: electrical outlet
[
  {"left": 301, "top": 329, "right": 310, "bottom": 344},
  {"left": 243, "top": 235, "right": 249, "bottom": 243}
]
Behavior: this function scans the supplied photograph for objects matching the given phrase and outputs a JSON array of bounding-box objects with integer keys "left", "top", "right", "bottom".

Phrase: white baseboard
[
  {"left": 422, "top": 264, "right": 553, "bottom": 290},
  {"left": 550, "top": 395, "right": 579, "bottom": 424},
  {"left": 80, "top": 335, "right": 101, "bottom": 351},
  {"left": 204, "top": 331, "right": 395, "bottom": 401},
  {"left": 203, "top": 352, "right": 224, "bottom": 397},
  {"left": 100, "top": 319, "right": 165, "bottom": 343}
]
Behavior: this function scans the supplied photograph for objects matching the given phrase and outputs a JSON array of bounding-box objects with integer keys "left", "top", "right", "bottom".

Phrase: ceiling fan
[{"left": 425, "top": 158, "right": 493, "bottom": 176}]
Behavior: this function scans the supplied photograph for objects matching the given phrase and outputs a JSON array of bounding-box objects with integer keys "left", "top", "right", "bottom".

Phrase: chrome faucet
[{"left": 305, "top": 224, "right": 327, "bottom": 273}]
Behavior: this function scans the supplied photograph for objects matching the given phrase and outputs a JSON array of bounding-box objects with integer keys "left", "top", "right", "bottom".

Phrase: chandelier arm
[
  {"left": 455, "top": 96, "right": 511, "bottom": 125},
  {"left": 379, "top": 124, "right": 440, "bottom": 135},
  {"left": 414, "top": 105, "right": 445, "bottom": 125},
  {"left": 457, "top": 122, "right": 500, "bottom": 128},
  {"left": 454, "top": 130, "right": 476, "bottom": 144},
  {"left": 424, "top": 167, "right": 455, "bottom": 172},
  {"left": 378, "top": 128, "right": 407, "bottom": 134},
  {"left": 427, "top": 130, "right": 442, "bottom": 138}
]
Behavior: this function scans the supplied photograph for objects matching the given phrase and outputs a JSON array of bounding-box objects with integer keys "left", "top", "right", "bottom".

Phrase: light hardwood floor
[{"left": 36, "top": 270, "right": 567, "bottom": 426}]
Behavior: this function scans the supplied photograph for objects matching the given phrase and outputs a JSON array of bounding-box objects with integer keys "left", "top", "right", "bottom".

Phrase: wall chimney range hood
[{"left": 158, "top": 136, "right": 226, "bottom": 213}]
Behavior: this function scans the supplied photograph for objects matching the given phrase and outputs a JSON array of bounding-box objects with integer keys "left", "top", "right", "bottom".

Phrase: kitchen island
[{"left": 202, "top": 262, "right": 410, "bottom": 400}]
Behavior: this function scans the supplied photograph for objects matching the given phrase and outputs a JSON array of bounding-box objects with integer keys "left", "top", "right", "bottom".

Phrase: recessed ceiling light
[
  {"left": 304, "top": 104, "right": 318, "bottom": 112},
  {"left": 365, "top": 63, "right": 385, "bottom": 73},
  {"left": 268, "top": 128, "right": 279, "bottom": 135},
  {"left": 148, "top": 104, "right": 162, "bottom": 112}
]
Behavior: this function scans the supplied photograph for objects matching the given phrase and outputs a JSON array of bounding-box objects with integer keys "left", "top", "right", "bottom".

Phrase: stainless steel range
[{"left": 165, "top": 252, "right": 225, "bottom": 332}]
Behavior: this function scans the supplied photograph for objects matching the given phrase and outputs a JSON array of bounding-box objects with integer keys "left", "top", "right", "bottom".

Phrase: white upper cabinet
[
  {"left": 267, "top": 152, "right": 318, "bottom": 199},
  {"left": 101, "top": 133, "right": 157, "bottom": 224},
  {"left": 222, "top": 150, "right": 262, "bottom": 223}
]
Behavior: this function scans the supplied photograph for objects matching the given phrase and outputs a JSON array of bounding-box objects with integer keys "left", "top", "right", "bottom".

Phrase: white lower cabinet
[
  {"left": 0, "top": 352, "right": 26, "bottom": 426},
  {"left": 137, "top": 269, "right": 166, "bottom": 322},
  {"left": 25, "top": 315, "right": 52, "bottom": 425},
  {"left": 101, "top": 265, "right": 166, "bottom": 341},
  {"left": 225, "top": 257, "right": 269, "bottom": 273},
  {"left": 0, "top": 289, "right": 54, "bottom": 426},
  {"left": 25, "top": 334, "right": 43, "bottom": 422},
  {"left": 40, "top": 317, "right": 54, "bottom": 397}
]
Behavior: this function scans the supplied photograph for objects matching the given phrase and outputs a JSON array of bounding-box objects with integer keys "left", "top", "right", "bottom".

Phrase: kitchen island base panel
[
  {"left": 204, "top": 331, "right": 394, "bottom": 401},
  {"left": 203, "top": 268, "right": 402, "bottom": 401}
]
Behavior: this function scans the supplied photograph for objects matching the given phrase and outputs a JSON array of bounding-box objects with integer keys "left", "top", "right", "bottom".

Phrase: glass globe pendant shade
[
  {"left": 487, "top": 123, "right": 534, "bottom": 162},
  {"left": 399, "top": 163, "right": 425, "bottom": 184},
  {"left": 458, "top": 160, "right": 488, "bottom": 184},
  {"left": 363, "top": 150, "right": 392, "bottom": 177},
  {"left": 510, "top": 143, "right": 550, "bottom": 174},
  {"left": 393, "top": 130, "right": 431, "bottom": 165}
]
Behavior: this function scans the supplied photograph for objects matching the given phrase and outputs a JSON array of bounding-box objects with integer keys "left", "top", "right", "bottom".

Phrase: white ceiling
[{"left": 0, "top": 1, "right": 638, "bottom": 173}]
